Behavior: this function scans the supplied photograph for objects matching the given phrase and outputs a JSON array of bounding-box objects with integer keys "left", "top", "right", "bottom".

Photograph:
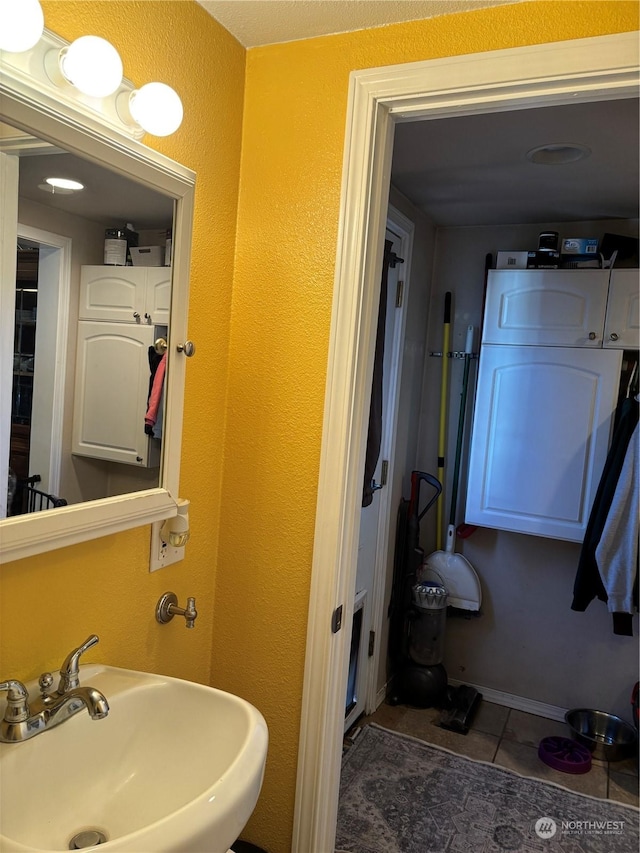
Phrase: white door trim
[
  {"left": 0, "top": 153, "right": 19, "bottom": 518},
  {"left": 292, "top": 32, "right": 639, "bottom": 853},
  {"left": 17, "top": 223, "right": 72, "bottom": 495}
]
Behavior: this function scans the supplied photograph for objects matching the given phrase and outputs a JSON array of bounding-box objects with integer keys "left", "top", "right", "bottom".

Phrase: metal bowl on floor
[{"left": 565, "top": 709, "right": 638, "bottom": 762}]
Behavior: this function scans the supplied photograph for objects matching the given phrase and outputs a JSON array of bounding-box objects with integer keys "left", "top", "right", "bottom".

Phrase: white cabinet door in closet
[
  {"left": 603, "top": 269, "right": 640, "bottom": 349},
  {"left": 465, "top": 344, "right": 622, "bottom": 542},
  {"left": 482, "top": 269, "right": 610, "bottom": 347},
  {"left": 79, "top": 266, "right": 146, "bottom": 323},
  {"left": 79, "top": 266, "right": 171, "bottom": 325},
  {"left": 72, "top": 321, "right": 159, "bottom": 467},
  {"left": 145, "top": 267, "right": 171, "bottom": 326}
]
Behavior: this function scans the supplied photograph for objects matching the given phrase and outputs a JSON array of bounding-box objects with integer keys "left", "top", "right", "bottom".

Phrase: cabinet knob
[
  {"left": 133, "top": 312, "right": 141, "bottom": 322},
  {"left": 609, "top": 332, "right": 619, "bottom": 342},
  {"left": 177, "top": 341, "right": 196, "bottom": 358},
  {"left": 588, "top": 332, "right": 597, "bottom": 340}
]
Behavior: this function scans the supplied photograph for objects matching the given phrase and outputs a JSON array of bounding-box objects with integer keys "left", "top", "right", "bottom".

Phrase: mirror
[{"left": 0, "top": 34, "right": 195, "bottom": 564}]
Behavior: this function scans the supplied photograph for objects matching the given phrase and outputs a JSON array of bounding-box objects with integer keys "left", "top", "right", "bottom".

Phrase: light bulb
[
  {"left": 129, "top": 82, "right": 183, "bottom": 136},
  {"left": 60, "top": 36, "right": 123, "bottom": 98},
  {"left": 0, "top": 0, "right": 44, "bottom": 52}
]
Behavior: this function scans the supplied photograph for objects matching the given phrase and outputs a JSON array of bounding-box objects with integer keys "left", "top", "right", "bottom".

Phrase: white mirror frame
[{"left": 0, "top": 30, "right": 195, "bottom": 564}]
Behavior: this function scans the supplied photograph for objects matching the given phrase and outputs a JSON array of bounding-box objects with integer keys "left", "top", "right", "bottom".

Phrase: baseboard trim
[{"left": 448, "top": 678, "right": 568, "bottom": 723}]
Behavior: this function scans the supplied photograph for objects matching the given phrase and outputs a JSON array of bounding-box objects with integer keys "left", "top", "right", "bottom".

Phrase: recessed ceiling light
[
  {"left": 45, "top": 176, "right": 84, "bottom": 191},
  {"left": 526, "top": 143, "right": 591, "bottom": 165}
]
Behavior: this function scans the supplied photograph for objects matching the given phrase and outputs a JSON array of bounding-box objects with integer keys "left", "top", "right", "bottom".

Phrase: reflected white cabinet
[
  {"left": 466, "top": 345, "right": 622, "bottom": 541},
  {"left": 72, "top": 264, "right": 168, "bottom": 468},
  {"left": 603, "top": 269, "right": 640, "bottom": 349},
  {"left": 79, "top": 265, "right": 171, "bottom": 326},
  {"left": 72, "top": 322, "right": 160, "bottom": 467},
  {"left": 482, "top": 269, "right": 610, "bottom": 347}
]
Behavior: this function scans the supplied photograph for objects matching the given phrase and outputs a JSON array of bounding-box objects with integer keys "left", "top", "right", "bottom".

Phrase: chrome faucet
[{"left": 0, "top": 635, "right": 109, "bottom": 744}]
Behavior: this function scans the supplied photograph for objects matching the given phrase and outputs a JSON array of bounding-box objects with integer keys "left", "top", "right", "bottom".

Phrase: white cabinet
[
  {"left": 603, "top": 269, "right": 640, "bottom": 349},
  {"left": 482, "top": 268, "right": 639, "bottom": 350},
  {"left": 466, "top": 266, "right": 635, "bottom": 542},
  {"left": 72, "top": 322, "right": 160, "bottom": 467},
  {"left": 465, "top": 345, "right": 622, "bottom": 542},
  {"left": 72, "top": 265, "right": 168, "bottom": 468},
  {"left": 482, "top": 269, "right": 610, "bottom": 347},
  {"left": 79, "top": 265, "right": 171, "bottom": 326}
]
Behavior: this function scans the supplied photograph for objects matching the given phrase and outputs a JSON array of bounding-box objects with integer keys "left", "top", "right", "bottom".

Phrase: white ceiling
[
  {"left": 197, "top": 0, "right": 518, "bottom": 48},
  {"left": 391, "top": 97, "right": 640, "bottom": 227}
]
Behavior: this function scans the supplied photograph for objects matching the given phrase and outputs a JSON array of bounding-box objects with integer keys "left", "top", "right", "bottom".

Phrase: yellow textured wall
[
  {"left": 1, "top": 2, "right": 638, "bottom": 853},
  {"left": 0, "top": 1, "right": 244, "bottom": 683},
  {"left": 217, "top": 2, "right": 639, "bottom": 851}
]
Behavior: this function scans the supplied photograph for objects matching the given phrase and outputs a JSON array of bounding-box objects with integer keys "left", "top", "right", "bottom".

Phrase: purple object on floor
[{"left": 538, "top": 736, "right": 592, "bottom": 774}]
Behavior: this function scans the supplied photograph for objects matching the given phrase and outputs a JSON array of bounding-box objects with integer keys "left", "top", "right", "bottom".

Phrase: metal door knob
[{"left": 177, "top": 340, "right": 196, "bottom": 357}]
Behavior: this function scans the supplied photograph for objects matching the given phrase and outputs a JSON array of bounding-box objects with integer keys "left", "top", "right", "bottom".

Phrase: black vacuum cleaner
[{"left": 387, "top": 470, "right": 481, "bottom": 734}]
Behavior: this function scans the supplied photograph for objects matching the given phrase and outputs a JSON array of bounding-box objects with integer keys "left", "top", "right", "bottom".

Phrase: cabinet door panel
[
  {"left": 79, "top": 266, "right": 145, "bottom": 323},
  {"left": 466, "top": 345, "right": 621, "bottom": 541},
  {"left": 145, "top": 268, "right": 171, "bottom": 326},
  {"left": 72, "top": 322, "right": 157, "bottom": 466},
  {"left": 483, "top": 270, "right": 609, "bottom": 346},
  {"left": 603, "top": 269, "right": 640, "bottom": 349}
]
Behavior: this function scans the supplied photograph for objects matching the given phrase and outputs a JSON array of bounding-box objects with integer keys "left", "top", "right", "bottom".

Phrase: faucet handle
[
  {"left": 0, "top": 680, "right": 29, "bottom": 723},
  {"left": 58, "top": 634, "right": 99, "bottom": 693}
]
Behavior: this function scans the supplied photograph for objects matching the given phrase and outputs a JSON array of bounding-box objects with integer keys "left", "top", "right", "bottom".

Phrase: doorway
[
  {"left": 345, "top": 213, "right": 413, "bottom": 732},
  {"left": 293, "top": 32, "right": 639, "bottom": 853},
  {"left": 9, "top": 226, "right": 70, "bottom": 513}
]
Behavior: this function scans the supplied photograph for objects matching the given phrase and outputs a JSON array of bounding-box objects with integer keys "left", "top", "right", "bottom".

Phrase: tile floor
[{"left": 354, "top": 699, "right": 639, "bottom": 808}]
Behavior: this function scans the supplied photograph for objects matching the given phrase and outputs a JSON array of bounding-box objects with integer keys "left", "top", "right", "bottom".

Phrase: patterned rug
[{"left": 336, "top": 724, "right": 639, "bottom": 853}]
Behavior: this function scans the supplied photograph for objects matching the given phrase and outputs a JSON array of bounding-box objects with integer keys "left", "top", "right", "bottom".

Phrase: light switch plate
[{"left": 149, "top": 521, "right": 185, "bottom": 571}]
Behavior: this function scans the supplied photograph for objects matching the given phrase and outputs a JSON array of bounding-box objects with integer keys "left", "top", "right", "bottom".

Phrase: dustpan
[
  {"left": 423, "top": 323, "right": 481, "bottom": 612},
  {"left": 422, "top": 525, "right": 482, "bottom": 611}
]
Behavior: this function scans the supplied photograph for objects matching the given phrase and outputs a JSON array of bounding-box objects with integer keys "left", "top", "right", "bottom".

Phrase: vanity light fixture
[
  {"left": 118, "top": 82, "right": 184, "bottom": 137},
  {"left": 0, "top": 0, "right": 44, "bottom": 53},
  {"left": 1, "top": 20, "right": 183, "bottom": 140},
  {"left": 52, "top": 35, "right": 124, "bottom": 98}
]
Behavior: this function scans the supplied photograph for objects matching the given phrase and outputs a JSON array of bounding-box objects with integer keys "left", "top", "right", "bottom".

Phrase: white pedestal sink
[{"left": 0, "top": 664, "right": 268, "bottom": 852}]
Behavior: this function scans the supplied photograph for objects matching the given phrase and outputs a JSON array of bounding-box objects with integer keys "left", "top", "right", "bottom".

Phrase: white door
[
  {"left": 466, "top": 344, "right": 622, "bottom": 541},
  {"left": 72, "top": 321, "right": 155, "bottom": 466},
  {"left": 345, "top": 224, "right": 406, "bottom": 731}
]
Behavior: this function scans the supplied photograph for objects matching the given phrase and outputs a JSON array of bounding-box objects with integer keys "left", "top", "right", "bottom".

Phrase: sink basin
[{"left": 0, "top": 664, "right": 268, "bottom": 852}]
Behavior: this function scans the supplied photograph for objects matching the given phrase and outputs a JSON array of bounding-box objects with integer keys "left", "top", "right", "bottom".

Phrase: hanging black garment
[
  {"left": 362, "top": 241, "right": 393, "bottom": 507},
  {"left": 572, "top": 395, "right": 639, "bottom": 634}
]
